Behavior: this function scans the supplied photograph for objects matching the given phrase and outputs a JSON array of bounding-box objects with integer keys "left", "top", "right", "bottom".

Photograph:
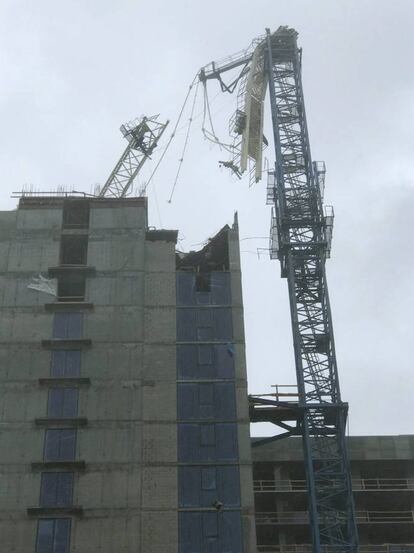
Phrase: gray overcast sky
[{"left": 0, "top": 0, "right": 413, "bottom": 436}]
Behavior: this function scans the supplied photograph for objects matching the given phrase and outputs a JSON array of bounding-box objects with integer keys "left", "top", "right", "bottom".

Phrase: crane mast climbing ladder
[{"left": 200, "top": 27, "right": 359, "bottom": 553}]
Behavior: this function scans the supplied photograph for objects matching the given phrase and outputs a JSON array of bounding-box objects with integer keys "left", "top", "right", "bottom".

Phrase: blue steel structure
[{"left": 199, "top": 26, "right": 359, "bottom": 553}]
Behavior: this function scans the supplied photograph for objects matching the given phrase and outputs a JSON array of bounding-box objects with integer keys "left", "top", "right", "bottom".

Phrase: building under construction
[
  {"left": 0, "top": 195, "right": 413, "bottom": 553},
  {"left": 0, "top": 25, "right": 413, "bottom": 553}
]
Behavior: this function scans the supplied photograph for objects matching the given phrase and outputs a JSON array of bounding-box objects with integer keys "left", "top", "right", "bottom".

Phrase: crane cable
[
  {"left": 201, "top": 82, "right": 234, "bottom": 153},
  {"left": 167, "top": 78, "right": 200, "bottom": 203},
  {"left": 142, "top": 72, "right": 199, "bottom": 195}
]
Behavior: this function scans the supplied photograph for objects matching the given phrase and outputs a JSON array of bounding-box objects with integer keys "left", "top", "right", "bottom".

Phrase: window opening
[
  {"left": 57, "top": 274, "right": 86, "bottom": 302},
  {"left": 40, "top": 472, "right": 74, "bottom": 507},
  {"left": 53, "top": 313, "right": 83, "bottom": 340},
  {"left": 36, "top": 519, "right": 71, "bottom": 553},
  {"left": 47, "top": 389, "right": 79, "bottom": 418},
  {"left": 196, "top": 273, "right": 211, "bottom": 292},
  {"left": 62, "top": 200, "right": 89, "bottom": 229},
  {"left": 50, "top": 351, "right": 81, "bottom": 377},
  {"left": 60, "top": 235, "right": 88, "bottom": 266},
  {"left": 44, "top": 429, "right": 76, "bottom": 461}
]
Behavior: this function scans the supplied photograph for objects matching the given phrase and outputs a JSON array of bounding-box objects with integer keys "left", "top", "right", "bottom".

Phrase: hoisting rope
[
  {"left": 201, "top": 82, "right": 234, "bottom": 153},
  {"left": 142, "top": 72, "right": 199, "bottom": 195},
  {"left": 167, "top": 78, "right": 200, "bottom": 203}
]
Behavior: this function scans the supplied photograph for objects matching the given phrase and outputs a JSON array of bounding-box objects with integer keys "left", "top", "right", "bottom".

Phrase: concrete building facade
[{"left": 0, "top": 195, "right": 256, "bottom": 553}]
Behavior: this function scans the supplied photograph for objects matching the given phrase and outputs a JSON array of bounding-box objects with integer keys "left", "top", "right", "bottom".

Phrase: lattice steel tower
[
  {"left": 200, "top": 26, "right": 359, "bottom": 553},
  {"left": 265, "top": 27, "right": 358, "bottom": 553}
]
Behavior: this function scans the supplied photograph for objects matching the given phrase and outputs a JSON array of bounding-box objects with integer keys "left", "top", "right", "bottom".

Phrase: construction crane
[
  {"left": 99, "top": 114, "right": 168, "bottom": 198},
  {"left": 200, "top": 27, "right": 358, "bottom": 553}
]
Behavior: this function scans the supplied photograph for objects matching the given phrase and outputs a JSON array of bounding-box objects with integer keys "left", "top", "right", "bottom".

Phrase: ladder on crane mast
[{"left": 199, "top": 26, "right": 359, "bottom": 553}]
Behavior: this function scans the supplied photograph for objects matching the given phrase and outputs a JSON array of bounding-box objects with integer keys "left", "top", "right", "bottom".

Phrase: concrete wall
[
  {"left": 0, "top": 198, "right": 178, "bottom": 553},
  {"left": 0, "top": 199, "right": 256, "bottom": 553},
  {"left": 228, "top": 224, "right": 257, "bottom": 553},
  {"left": 0, "top": 204, "right": 61, "bottom": 551}
]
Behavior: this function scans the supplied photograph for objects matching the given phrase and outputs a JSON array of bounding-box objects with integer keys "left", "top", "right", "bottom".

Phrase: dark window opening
[
  {"left": 196, "top": 273, "right": 211, "bottom": 292},
  {"left": 44, "top": 429, "right": 76, "bottom": 461},
  {"left": 51, "top": 350, "right": 81, "bottom": 377},
  {"left": 48, "top": 389, "right": 79, "bottom": 418},
  {"left": 57, "top": 274, "right": 86, "bottom": 302},
  {"left": 40, "top": 472, "right": 74, "bottom": 507},
  {"left": 36, "top": 518, "right": 71, "bottom": 553},
  {"left": 62, "top": 200, "right": 89, "bottom": 229},
  {"left": 53, "top": 313, "right": 83, "bottom": 340},
  {"left": 60, "top": 235, "right": 88, "bottom": 266}
]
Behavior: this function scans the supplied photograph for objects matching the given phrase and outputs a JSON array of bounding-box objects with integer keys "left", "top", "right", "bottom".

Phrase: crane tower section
[
  {"left": 199, "top": 26, "right": 358, "bottom": 553},
  {"left": 266, "top": 27, "right": 357, "bottom": 553},
  {"left": 99, "top": 115, "right": 168, "bottom": 198}
]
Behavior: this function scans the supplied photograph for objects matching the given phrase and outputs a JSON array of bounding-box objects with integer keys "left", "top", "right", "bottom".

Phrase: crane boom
[
  {"left": 99, "top": 115, "right": 168, "bottom": 198},
  {"left": 200, "top": 26, "right": 359, "bottom": 553}
]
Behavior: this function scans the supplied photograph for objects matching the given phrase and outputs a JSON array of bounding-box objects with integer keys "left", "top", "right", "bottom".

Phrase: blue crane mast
[{"left": 199, "top": 27, "right": 359, "bottom": 553}]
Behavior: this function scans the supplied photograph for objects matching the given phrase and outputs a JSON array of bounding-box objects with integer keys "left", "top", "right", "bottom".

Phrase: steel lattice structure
[
  {"left": 264, "top": 27, "right": 358, "bottom": 553},
  {"left": 99, "top": 115, "right": 168, "bottom": 198},
  {"left": 199, "top": 26, "right": 359, "bottom": 553}
]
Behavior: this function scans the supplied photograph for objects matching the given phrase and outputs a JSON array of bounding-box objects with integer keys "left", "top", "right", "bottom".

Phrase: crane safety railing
[
  {"left": 254, "top": 478, "right": 414, "bottom": 492},
  {"left": 250, "top": 384, "right": 300, "bottom": 403},
  {"left": 255, "top": 511, "right": 414, "bottom": 525},
  {"left": 257, "top": 545, "right": 414, "bottom": 553}
]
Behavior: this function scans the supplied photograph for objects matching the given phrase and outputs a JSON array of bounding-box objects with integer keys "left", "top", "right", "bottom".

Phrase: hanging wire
[
  {"left": 142, "top": 72, "right": 199, "bottom": 195},
  {"left": 201, "top": 83, "right": 234, "bottom": 153},
  {"left": 167, "top": 78, "right": 200, "bottom": 203}
]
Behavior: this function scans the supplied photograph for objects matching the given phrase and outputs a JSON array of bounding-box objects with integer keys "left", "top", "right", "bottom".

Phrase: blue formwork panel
[
  {"left": 178, "top": 423, "right": 239, "bottom": 462},
  {"left": 177, "top": 382, "right": 237, "bottom": 421},
  {"left": 53, "top": 312, "right": 83, "bottom": 340},
  {"left": 177, "top": 344, "right": 235, "bottom": 380},
  {"left": 179, "top": 511, "right": 243, "bottom": 553},
  {"left": 177, "top": 272, "right": 196, "bottom": 305},
  {"left": 179, "top": 466, "right": 241, "bottom": 508},
  {"left": 210, "top": 273, "right": 231, "bottom": 305},
  {"left": 176, "top": 272, "right": 231, "bottom": 306},
  {"left": 176, "top": 308, "right": 233, "bottom": 342}
]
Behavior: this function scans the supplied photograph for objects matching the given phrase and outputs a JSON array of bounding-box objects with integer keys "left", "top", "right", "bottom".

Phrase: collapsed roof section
[{"left": 176, "top": 215, "right": 238, "bottom": 273}]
